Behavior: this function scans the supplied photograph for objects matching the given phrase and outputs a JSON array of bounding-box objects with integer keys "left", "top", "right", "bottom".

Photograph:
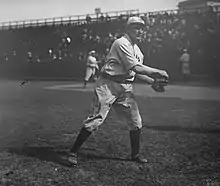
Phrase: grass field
[{"left": 0, "top": 80, "right": 220, "bottom": 186}]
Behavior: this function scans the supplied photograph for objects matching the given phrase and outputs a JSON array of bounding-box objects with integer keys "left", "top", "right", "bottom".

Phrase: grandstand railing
[
  {"left": 0, "top": 6, "right": 220, "bottom": 30},
  {"left": 0, "top": 9, "right": 139, "bottom": 30}
]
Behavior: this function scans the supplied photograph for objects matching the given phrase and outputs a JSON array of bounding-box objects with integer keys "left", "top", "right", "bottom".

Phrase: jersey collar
[{"left": 123, "top": 34, "right": 135, "bottom": 46}]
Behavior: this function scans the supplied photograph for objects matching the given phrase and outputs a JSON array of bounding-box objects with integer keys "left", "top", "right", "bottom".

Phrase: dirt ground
[{"left": 0, "top": 80, "right": 220, "bottom": 186}]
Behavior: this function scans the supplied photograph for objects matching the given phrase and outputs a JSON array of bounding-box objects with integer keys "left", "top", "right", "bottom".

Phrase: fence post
[
  {"left": 53, "top": 18, "right": 55, "bottom": 26},
  {"left": 61, "top": 17, "right": 63, "bottom": 25},
  {"left": 77, "top": 16, "right": 80, "bottom": 25}
]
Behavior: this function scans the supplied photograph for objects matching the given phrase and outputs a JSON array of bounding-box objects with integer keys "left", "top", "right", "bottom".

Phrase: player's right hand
[
  {"left": 151, "top": 70, "right": 169, "bottom": 79},
  {"left": 160, "top": 70, "right": 169, "bottom": 79}
]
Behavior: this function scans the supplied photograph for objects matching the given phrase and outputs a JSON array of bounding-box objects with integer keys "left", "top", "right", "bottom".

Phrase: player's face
[
  {"left": 91, "top": 53, "right": 96, "bottom": 58},
  {"left": 127, "top": 24, "right": 145, "bottom": 43}
]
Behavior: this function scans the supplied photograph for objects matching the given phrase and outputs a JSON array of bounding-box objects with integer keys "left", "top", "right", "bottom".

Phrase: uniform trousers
[{"left": 83, "top": 76, "right": 142, "bottom": 132}]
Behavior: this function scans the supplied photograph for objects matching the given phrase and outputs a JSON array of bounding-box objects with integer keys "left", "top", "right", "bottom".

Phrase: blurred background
[{"left": 0, "top": 0, "right": 219, "bottom": 83}]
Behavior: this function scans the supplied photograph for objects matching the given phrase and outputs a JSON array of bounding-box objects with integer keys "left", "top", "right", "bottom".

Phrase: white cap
[
  {"left": 127, "top": 16, "right": 145, "bottom": 26},
  {"left": 89, "top": 50, "right": 95, "bottom": 55}
]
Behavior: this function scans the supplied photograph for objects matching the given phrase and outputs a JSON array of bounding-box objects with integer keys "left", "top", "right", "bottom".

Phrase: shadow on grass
[
  {"left": 146, "top": 125, "right": 220, "bottom": 134},
  {"left": 7, "top": 146, "right": 131, "bottom": 167},
  {"left": 77, "top": 150, "right": 131, "bottom": 162},
  {"left": 7, "top": 146, "right": 72, "bottom": 167}
]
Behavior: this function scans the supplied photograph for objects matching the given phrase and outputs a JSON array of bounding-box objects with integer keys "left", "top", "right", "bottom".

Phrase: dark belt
[{"left": 100, "top": 72, "right": 133, "bottom": 84}]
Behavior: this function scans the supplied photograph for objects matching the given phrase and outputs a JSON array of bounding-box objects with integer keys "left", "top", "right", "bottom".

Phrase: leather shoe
[
  {"left": 131, "top": 154, "right": 148, "bottom": 164},
  {"left": 67, "top": 152, "right": 78, "bottom": 166}
]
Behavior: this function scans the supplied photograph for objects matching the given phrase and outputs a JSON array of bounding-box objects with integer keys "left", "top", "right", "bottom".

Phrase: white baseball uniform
[
  {"left": 84, "top": 55, "right": 99, "bottom": 81},
  {"left": 83, "top": 34, "right": 144, "bottom": 132},
  {"left": 180, "top": 52, "right": 190, "bottom": 75}
]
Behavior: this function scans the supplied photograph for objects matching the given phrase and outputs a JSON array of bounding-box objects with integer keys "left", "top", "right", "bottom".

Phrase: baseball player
[
  {"left": 179, "top": 49, "right": 190, "bottom": 82},
  {"left": 67, "top": 16, "right": 169, "bottom": 166},
  {"left": 83, "top": 50, "right": 99, "bottom": 88}
]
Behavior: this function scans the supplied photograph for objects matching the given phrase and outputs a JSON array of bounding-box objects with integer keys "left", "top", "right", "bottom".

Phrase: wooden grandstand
[{"left": 0, "top": 9, "right": 140, "bottom": 30}]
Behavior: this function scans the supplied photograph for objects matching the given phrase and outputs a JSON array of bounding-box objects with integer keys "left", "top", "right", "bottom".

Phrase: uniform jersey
[
  {"left": 84, "top": 55, "right": 99, "bottom": 81},
  {"left": 101, "top": 34, "right": 144, "bottom": 82},
  {"left": 180, "top": 53, "right": 190, "bottom": 75},
  {"left": 180, "top": 53, "right": 190, "bottom": 63},
  {"left": 86, "top": 56, "right": 98, "bottom": 68},
  {"left": 83, "top": 34, "right": 144, "bottom": 132}
]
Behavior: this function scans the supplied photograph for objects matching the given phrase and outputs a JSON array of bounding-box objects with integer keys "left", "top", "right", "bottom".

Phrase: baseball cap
[
  {"left": 127, "top": 16, "right": 145, "bottom": 26},
  {"left": 89, "top": 50, "right": 95, "bottom": 55}
]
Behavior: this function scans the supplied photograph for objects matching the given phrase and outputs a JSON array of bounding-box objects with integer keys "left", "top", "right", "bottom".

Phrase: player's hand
[
  {"left": 160, "top": 70, "right": 169, "bottom": 79},
  {"left": 151, "top": 70, "right": 169, "bottom": 79},
  {"left": 151, "top": 78, "right": 168, "bottom": 92},
  {"left": 150, "top": 71, "right": 169, "bottom": 92}
]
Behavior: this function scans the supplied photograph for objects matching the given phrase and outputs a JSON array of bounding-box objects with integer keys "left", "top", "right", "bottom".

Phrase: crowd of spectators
[{"left": 0, "top": 7, "right": 219, "bottom": 81}]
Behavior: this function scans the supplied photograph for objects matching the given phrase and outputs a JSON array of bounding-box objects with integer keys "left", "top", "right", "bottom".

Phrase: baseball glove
[{"left": 151, "top": 73, "right": 169, "bottom": 92}]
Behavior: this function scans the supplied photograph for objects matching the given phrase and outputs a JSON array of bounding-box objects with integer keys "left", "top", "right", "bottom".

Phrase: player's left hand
[{"left": 151, "top": 77, "right": 169, "bottom": 92}]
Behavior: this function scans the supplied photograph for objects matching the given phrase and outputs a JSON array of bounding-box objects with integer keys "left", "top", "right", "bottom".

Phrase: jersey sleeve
[{"left": 117, "top": 41, "right": 140, "bottom": 71}]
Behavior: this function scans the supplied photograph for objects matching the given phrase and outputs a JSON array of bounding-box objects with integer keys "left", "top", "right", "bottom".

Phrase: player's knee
[
  {"left": 128, "top": 117, "right": 142, "bottom": 131},
  {"left": 128, "top": 121, "right": 142, "bottom": 131},
  {"left": 130, "top": 124, "right": 142, "bottom": 131},
  {"left": 83, "top": 125, "right": 98, "bottom": 132},
  {"left": 83, "top": 115, "right": 103, "bottom": 132}
]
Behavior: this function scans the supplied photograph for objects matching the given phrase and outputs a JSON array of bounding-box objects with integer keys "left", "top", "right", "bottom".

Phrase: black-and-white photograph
[{"left": 0, "top": 0, "right": 220, "bottom": 185}]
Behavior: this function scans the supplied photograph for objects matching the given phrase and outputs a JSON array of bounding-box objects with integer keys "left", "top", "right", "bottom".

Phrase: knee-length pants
[{"left": 83, "top": 76, "right": 142, "bottom": 132}]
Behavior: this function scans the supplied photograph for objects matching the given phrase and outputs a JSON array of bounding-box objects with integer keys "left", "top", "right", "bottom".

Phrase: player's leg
[
  {"left": 94, "top": 65, "right": 100, "bottom": 81},
  {"left": 185, "top": 63, "right": 190, "bottom": 82},
  {"left": 93, "top": 68, "right": 98, "bottom": 81},
  {"left": 113, "top": 91, "right": 148, "bottom": 164},
  {"left": 68, "top": 79, "right": 117, "bottom": 165},
  {"left": 182, "top": 62, "right": 191, "bottom": 82},
  {"left": 84, "top": 67, "right": 92, "bottom": 88},
  {"left": 90, "top": 67, "right": 97, "bottom": 81}
]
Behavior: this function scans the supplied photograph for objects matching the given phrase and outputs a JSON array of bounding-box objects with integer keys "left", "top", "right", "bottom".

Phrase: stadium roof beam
[{"left": 0, "top": 9, "right": 139, "bottom": 30}]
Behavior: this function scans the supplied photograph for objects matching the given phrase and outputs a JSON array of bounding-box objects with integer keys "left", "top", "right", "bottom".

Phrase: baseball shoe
[
  {"left": 67, "top": 152, "right": 78, "bottom": 166},
  {"left": 131, "top": 154, "right": 148, "bottom": 164}
]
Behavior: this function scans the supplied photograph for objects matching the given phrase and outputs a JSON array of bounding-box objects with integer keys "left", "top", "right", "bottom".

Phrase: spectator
[{"left": 86, "top": 14, "right": 92, "bottom": 24}]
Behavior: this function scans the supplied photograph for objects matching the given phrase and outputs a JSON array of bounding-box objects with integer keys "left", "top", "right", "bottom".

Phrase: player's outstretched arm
[
  {"left": 132, "top": 64, "right": 169, "bottom": 79},
  {"left": 136, "top": 73, "right": 169, "bottom": 92},
  {"left": 136, "top": 74, "right": 155, "bottom": 84}
]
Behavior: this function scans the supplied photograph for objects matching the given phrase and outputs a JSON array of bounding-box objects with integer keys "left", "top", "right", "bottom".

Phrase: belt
[{"left": 100, "top": 72, "right": 133, "bottom": 84}]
